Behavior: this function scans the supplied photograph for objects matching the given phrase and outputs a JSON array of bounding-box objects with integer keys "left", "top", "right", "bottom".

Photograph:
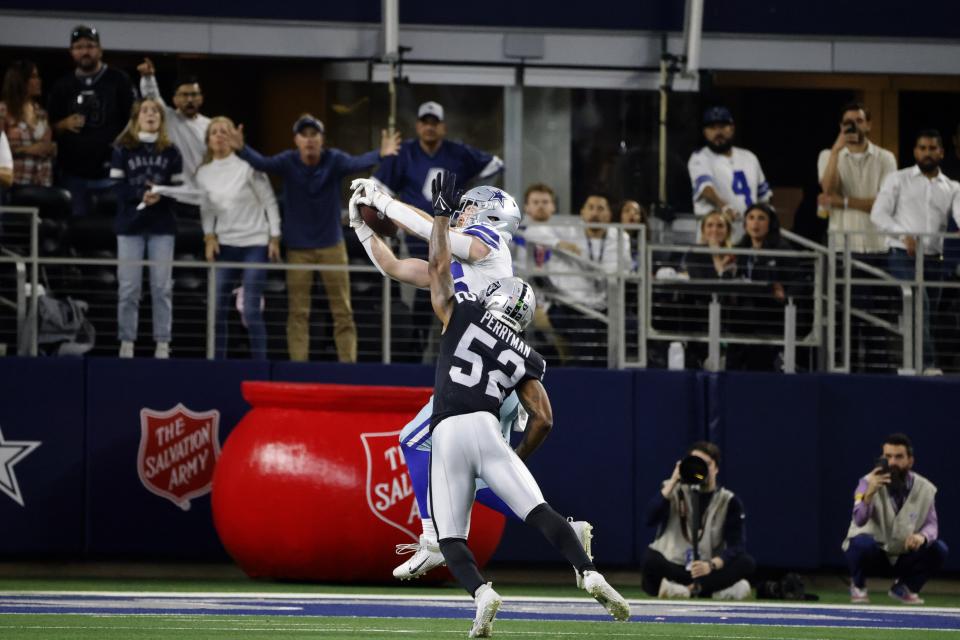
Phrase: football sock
[
  {"left": 420, "top": 519, "right": 437, "bottom": 544},
  {"left": 525, "top": 502, "right": 596, "bottom": 574},
  {"left": 438, "top": 538, "right": 485, "bottom": 596}
]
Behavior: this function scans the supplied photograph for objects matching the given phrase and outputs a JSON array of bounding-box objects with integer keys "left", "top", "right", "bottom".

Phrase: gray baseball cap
[{"left": 417, "top": 101, "right": 444, "bottom": 122}]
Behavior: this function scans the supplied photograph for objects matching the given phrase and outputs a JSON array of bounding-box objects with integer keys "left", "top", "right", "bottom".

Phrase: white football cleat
[
  {"left": 567, "top": 518, "right": 594, "bottom": 589},
  {"left": 583, "top": 570, "right": 630, "bottom": 621},
  {"left": 392, "top": 535, "right": 446, "bottom": 580},
  {"left": 119, "top": 341, "right": 134, "bottom": 358},
  {"left": 711, "top": 579, "right": 751, "bottom": 601},
  {"left": 154, "top": 342, "right": 170, "bottom": 359},
  {"left": 469, "top": 583, "right": 502, "bottom": 638},
  {"left": 658, "top": 578, "right": 692, "bottom": 599}
]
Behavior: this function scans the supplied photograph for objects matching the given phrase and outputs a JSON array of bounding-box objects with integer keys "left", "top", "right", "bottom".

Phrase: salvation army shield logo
[
  {"left": 138, "top": 403, "right": 221, "bottom": 511},
  {"left": 360, "top": 430, "right": 418, "bottom": 542}
]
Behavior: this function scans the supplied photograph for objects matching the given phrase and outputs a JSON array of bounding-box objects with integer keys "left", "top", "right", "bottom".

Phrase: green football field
[{"left": 1, "top": 574, "right": 959, "bottom": 639}]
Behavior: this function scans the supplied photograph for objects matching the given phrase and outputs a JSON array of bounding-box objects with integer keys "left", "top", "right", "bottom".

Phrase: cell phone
[
  {"left": 875, "top": 456, "right": 890, "bottom": 473},
  {"left": 844, "top": 124, "right": 857, "bottom": 134}
]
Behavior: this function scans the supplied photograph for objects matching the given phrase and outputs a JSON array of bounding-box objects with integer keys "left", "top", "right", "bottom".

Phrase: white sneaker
[
  {"left": 154, "top": 342, "right": 170, "bottom": 359},
  {"left": 119, "top": 341, "right": 134, "bottom": 358},
  {"left": 712, "top": 579, "right": 751, "bottom": 601},
  {"left": 469, "top": 582, "right": 502, "bottom": 638},
  {"left": 850, "top": 584, "right": 869, "bottom": 604},
  {"left": 658, "top": 578, "right": 692, "bottom": 599},
  {"left": 583, "top": 570, "right": 630, "bottom": 621},
  {"left": 392, "top": 535, "right": 446, "bottom": 580},
  {"left": 568, "top": 518, "right": 593, "bottom": 589}
]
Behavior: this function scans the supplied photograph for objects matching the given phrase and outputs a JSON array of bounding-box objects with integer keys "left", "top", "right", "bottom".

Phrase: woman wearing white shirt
[{"left": 196, "top": 116, "right": 280, "bottom": 360}]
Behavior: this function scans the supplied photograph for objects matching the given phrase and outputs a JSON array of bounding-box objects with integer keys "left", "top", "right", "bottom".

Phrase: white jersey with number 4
[{"left": 688, "top": 146, "right": 772, "bottom": 230}]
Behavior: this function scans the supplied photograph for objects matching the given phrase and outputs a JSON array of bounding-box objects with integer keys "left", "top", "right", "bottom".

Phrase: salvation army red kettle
[{"left": 211, "top": 381, "right": 506, "bottom": 582}]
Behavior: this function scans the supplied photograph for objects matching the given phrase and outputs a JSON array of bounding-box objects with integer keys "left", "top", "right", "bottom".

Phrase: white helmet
[
  {"left": 454, "top": 186, "right": 522, "bottom": 237},
  {"left": 481, "top": 277, "right": 536, "bottom": 333}
]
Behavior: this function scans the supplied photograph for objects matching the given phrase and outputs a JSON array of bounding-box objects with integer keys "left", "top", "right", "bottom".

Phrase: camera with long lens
[{"left": 679, "top": 454, "right": 709, "bottom": 487}]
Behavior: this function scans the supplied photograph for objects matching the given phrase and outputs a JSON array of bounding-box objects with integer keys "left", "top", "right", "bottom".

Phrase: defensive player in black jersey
[{"left": 426, "top": 171, "right": 630, "bottom": 638}]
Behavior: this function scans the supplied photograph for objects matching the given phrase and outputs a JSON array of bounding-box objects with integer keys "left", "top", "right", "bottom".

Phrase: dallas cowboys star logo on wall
[{"left": 0, "top": 426, "right": 41, "bottom": 507}]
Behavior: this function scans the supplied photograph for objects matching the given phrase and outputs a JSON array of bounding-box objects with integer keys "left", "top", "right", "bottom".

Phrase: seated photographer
[
  {"left": 641, "top": 442, "right": 755, "bottom": 600},
  {"left": 843, "top": 433, "right": 948, "bottom": 605}
]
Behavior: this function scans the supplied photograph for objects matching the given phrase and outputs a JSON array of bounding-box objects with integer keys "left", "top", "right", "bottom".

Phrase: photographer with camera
[
  {"left": 843, "top": 433, "right": 947, "bottom": 605},
  {"left": 640, "top": 441, "right": 755, "bottom": 600}
]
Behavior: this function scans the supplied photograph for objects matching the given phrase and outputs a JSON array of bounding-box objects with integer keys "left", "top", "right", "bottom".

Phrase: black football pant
[{"left": 641, "top": 548, "right": 755, "bottom": 597}]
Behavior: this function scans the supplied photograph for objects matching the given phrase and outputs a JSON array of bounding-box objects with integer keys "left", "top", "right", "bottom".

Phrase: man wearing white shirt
[
  {"left": 870, "top": 130, "right": 960, "bottom": 372},
  {"left": 818, "top": 102, "right": 897, "bottom": 371},
  {"left": 688, "top": 106, "right": 772, "bottom": 242},
  {"left": 137, "top": 58, "right": 209, "bottom": 191},
  {"left": 545, "top": 193, "right": 632, "bottom": 366}
]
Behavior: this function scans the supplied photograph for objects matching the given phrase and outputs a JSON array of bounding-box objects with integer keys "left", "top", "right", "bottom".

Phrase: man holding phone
[{"left": 842, "top": 433, "right": 947, "bottom": 604}]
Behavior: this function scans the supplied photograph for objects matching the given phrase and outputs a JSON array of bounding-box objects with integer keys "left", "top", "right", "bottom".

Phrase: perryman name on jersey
[{"left": 431, "top": 293, "right": 545, "bottom": 430}]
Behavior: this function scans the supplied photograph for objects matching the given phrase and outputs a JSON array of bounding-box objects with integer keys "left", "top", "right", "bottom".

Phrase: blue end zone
[{"left": 1, "top": 593, "right": 958, "bottom": 631}]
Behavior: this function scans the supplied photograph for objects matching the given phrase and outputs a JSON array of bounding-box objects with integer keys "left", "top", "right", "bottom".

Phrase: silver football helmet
[
  {"left": 453, "top": 186, "right": 522, "bottom": 237},
  {"left": 481, "top": 277, "right": 536, "bottom": 333}
]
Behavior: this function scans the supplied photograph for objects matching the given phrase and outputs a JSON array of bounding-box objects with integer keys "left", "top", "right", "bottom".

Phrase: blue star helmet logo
[{"left": 488, "top": 189, "right": 506, "bottom": 206}]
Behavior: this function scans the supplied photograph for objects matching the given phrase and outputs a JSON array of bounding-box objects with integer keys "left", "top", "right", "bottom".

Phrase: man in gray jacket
[
  {"left": 641, "top": 441, "right": 755, "bottom": 600},
  {"left": 843, "top": 433, "right": 948, "bottom": 605}
]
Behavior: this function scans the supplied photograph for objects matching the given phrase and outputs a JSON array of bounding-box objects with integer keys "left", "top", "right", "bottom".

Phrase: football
[{"left": 360, "top": 203, "right": 398, "bottom": 238}]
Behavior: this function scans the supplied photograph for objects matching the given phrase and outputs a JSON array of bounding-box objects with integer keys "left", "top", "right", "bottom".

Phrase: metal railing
[{"left": 3, "top": 205, "right": 959, "bottom": 375}]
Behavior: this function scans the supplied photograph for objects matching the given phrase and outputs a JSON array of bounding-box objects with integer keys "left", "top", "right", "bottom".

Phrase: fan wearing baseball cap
[
  {"left": 222, "top": 112, "right": 400, "bottom": 363},
  {"left": 687, "top": 105, "right": 772, "bottom": 242},
  {"left": 372, "top": 100, "right": 504, "bottom": 354},
  {"left": 47, "top": 24, "right": 137, "bottom": 216}
]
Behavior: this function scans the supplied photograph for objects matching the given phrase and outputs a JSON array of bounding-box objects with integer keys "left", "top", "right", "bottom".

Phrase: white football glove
[
  {"left": 349, "top": 178, "right": 394, "bottom": 213},
  {"left": 348, "top": 189, "right": 369, "bottom": 230}
]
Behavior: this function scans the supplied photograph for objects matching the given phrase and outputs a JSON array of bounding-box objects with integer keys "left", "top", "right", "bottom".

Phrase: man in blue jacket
[{"left": 228, "top": 115, "right": 399, "bottom": 362}]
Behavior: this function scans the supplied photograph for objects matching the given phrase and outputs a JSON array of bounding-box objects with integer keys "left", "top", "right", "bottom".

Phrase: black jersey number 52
[{"left": 449, "top": 324, "right": 526, "bottom": 401}]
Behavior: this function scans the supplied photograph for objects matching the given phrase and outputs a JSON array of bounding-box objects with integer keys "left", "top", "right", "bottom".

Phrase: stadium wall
[{"left": 0, "top": 357, "right": 956, "bottom": 572}]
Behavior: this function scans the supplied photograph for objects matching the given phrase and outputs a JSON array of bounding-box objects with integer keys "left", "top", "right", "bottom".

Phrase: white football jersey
[
  {"left": 449, "top": 223, "right": 514, "bottom": 294},
  {"left": 688, "top": 146, "right": 772, "bottom": 238}
]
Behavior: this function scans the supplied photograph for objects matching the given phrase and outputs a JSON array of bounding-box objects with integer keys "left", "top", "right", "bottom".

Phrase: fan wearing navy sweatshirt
[
  {"left": 109, "top": 98, "right": 183, "bottom": 359},
  {"left": 226, "top": 115, "right": 399, "bottom": 362}
]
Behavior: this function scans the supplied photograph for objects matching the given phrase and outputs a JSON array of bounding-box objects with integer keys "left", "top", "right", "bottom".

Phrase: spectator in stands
[
  {"left": 0, "top": 129, "right": 12, "bottom": 190},
  {"left": 728, "top": 204, "right": 794, "bottom": 371},
  {"left": 48, "top": 25, "right": 136, "bottom": 217},
  {"left": 226, "top": 115, "right": 400, "bottom": 362},
  {"left": 682, "top": 211, "right": 736, "bottom": 280},
  {"left": 870, "top": 130, "right": 959, "bottom": 374},
  {"left": 515, "top": 182, "right": 558, "bottom": 272},
  {"left": 843, "top": 433, "right": 947, "bottom": 605},
  {"left": 688, "top": 106, "right": 771, "bottom": 242},
  {"left": 373, "top": 101, "right": 504, "bottom": 355},
  {"left": 818, "top": 102, "right": 896, "bottom": 254},
  {"left": 515, "top": 183, "right": 565, "bottom": 362},
  {"left": 546, "top": 192, "right": 632, "bottom": 366},
  {"left": 818, "top": 102, "right": 897, "bottom": 372},
  {"left": 641, "top": 441, "right": 755, "bottom": 600},
  {"left": 137, "top": 57, "right": 209, "bottom": 198},
  {"left": 374, "top": 101, "right": 503, "bottom": 220},
  {"left": 110, "top": 99, "right": 183, "bottom": 359},
  {"left": 619, "top": 199, "right": 649, "bottom": 254},
  {"left": 197, "top": 116, "right": 280, "bottom": 361},
  {"left": 2, "top": 60, "right": 55, "bottom": 189},
  {"left": 678, "top": 212, "right": 736, "bottom": 368}
]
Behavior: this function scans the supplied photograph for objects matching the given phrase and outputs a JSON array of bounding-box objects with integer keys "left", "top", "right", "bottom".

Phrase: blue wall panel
[
  {"left": 0, "top": 358, "right": 85, "bottom": 554},
  {"left": 712, "top": 372, "right": 822, "bottom": 568},
  {"left": 632, "top": 370, "right": 705, "bottom": 563},
  {"left": 493, "top": 368, "right": 637, "bottom": 565},
  {"left": 85, "top": 358, "right": 269, "bottom": 557},
  {"left": 817, "top": 374, "right": 958, "bottom": 570}
]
